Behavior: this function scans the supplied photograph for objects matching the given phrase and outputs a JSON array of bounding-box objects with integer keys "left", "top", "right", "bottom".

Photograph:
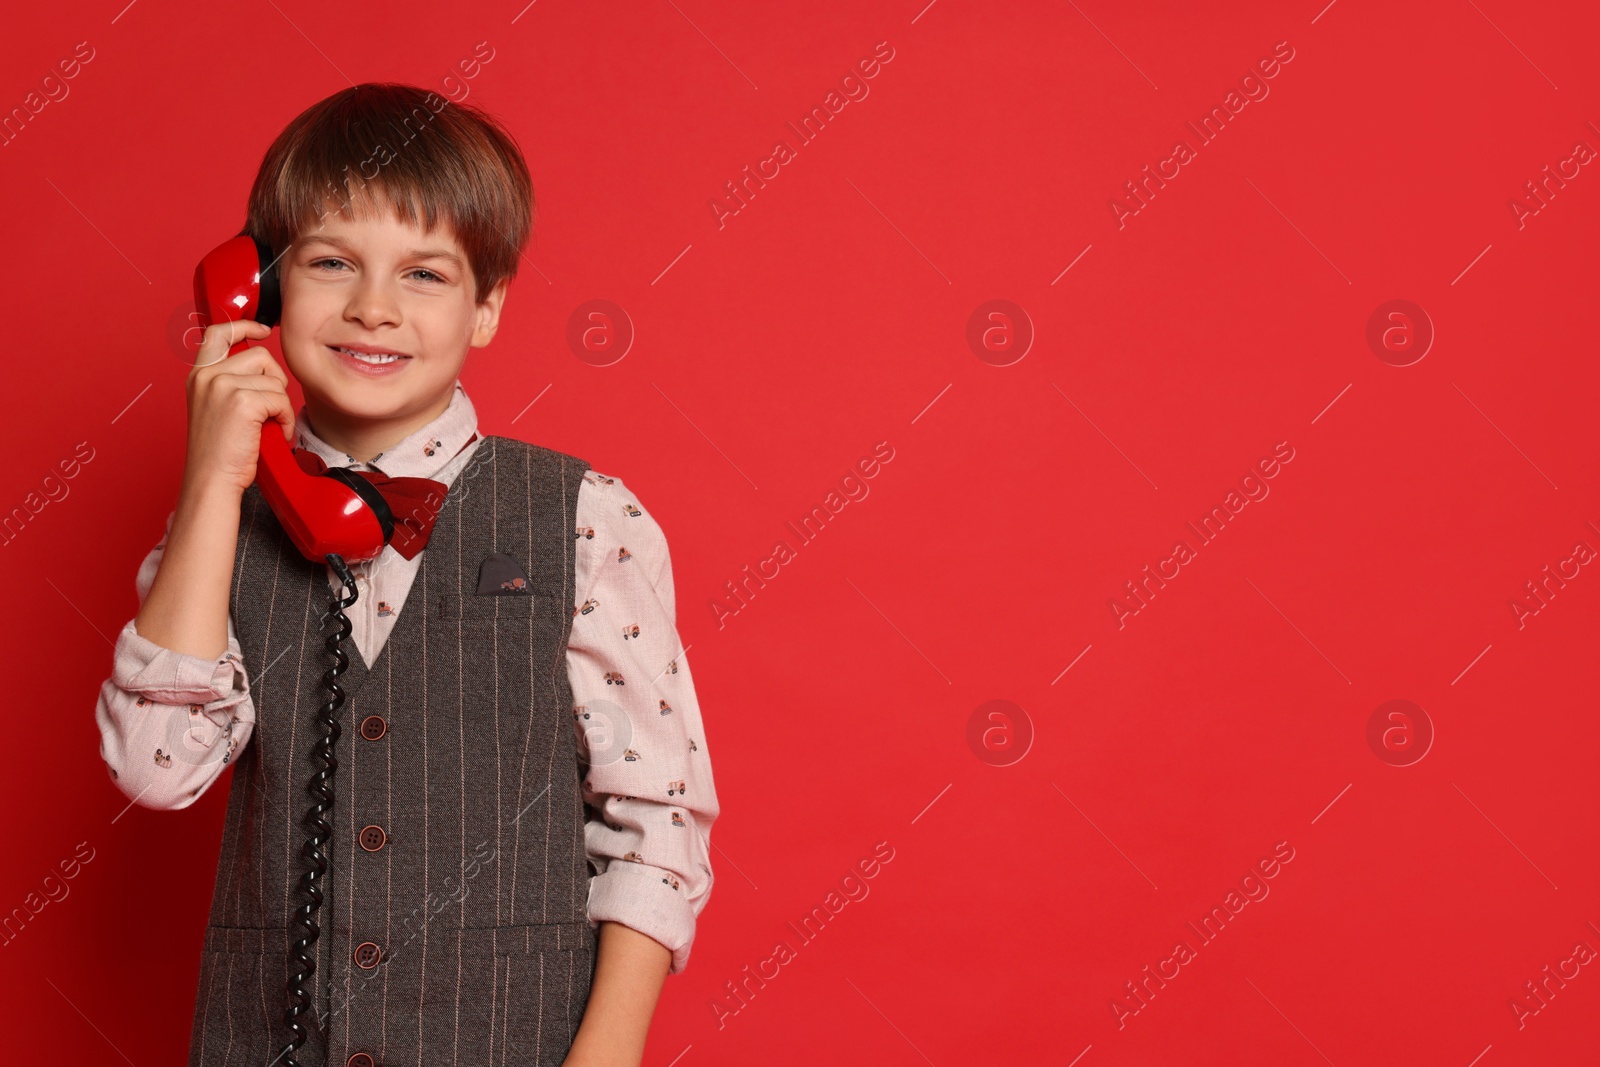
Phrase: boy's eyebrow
[{"left": 299, "top": 233, "right": 465, "bottom": 267}]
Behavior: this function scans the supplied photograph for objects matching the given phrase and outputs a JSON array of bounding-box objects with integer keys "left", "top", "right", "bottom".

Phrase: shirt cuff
[
  {"left": 112, "top": 618, "right": 250, "bottom": 712},
  {"left": 586, "top": 857, "right": 700, "bottom": 975}
]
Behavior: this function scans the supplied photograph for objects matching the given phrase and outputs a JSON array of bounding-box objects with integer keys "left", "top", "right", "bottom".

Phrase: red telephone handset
[
  {"left": 195, "top": 233, "right": 377, "bottom": 1066},
  {"left": 193, "top": 234, "right": 392, "bottom": 565}
]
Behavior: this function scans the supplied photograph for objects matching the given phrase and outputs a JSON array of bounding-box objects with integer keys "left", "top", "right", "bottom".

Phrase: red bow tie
[{"left": 291, "top": 433, "right": 479, "bottom": 560}]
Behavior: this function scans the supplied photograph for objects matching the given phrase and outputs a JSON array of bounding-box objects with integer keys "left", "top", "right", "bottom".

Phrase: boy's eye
[{"left": 308, "top": 258, "right": 445, "bottom": 284}]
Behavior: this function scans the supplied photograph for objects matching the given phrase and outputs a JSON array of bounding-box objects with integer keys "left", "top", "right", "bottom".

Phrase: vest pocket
[
  {"left": 455, "top": 920, "right": 595, "bottom": 957},
  {"left": 202, "top": 924, "right": 293, "bottom": 955},
  {"left": 439, "top": 592, "right": 554, "bottom": 619},
  {"left": 191, "top": 935, "right": 310, "bottom": 1067},
  {"left": 437, "top": 923, "right": 595, "bottom": 1065}
]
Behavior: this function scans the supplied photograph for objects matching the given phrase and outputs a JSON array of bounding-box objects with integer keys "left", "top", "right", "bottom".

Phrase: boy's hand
[{"left": 184, "top": 320, "right": 294, "bottom": 497}]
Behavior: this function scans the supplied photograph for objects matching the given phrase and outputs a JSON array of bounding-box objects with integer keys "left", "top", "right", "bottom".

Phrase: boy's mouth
[{"left": 328, "top": 344, "right": 413, "bottom": 374}]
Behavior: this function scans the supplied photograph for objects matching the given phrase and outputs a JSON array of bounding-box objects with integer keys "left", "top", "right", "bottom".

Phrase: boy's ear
[{"left": 469, "top": 278, "right": 510, "bottom": 348}]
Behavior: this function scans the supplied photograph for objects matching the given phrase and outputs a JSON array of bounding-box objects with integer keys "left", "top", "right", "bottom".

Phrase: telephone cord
[{"left": 281, "top": 552, "right": 358, "bottom": 1067}]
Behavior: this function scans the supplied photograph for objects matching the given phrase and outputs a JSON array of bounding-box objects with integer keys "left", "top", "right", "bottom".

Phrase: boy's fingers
[
  {"left": 190, "top": 338, "right": 287, "bottom": 390},
  {"left": 262, "top": 389, "right": 297, "bottom": 441},
  {"left": 240, "top": 349, "right": 289, "bottom": 389},
  {"left": 189, "top": 360, "right": 289, "bottom": 421},
  {"left": 193, "top": 319, "right": 272, "bottom": 369},
  {"left": 227, "top": 376, "right": 290, "bottom": 397},
  {"left": 227, "top": 380, "right": 296, "bottom": 440}
]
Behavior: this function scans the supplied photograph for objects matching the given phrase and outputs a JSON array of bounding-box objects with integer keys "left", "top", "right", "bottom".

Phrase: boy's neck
[{"left": 301, "top": 391, "right": 454, "bottom": 466}]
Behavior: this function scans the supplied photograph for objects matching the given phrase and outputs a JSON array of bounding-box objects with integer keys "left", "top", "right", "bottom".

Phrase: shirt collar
[{"left": 293, "top": 379, "right": 480, "bottom": 479}]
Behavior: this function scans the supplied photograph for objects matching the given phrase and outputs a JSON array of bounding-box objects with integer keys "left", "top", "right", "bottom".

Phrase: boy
[{"left": 94, "top": 83, "right": 718, "bottom": 1067}]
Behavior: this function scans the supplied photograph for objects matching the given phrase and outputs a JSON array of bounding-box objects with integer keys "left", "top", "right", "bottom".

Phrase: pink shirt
[{"left": 93, "top": 381, "right": 719, "bottom": 974}]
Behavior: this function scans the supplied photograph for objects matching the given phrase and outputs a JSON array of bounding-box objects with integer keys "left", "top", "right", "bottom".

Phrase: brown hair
[{"left": 243, "top": 83, "right": 531, "bottom": 304}]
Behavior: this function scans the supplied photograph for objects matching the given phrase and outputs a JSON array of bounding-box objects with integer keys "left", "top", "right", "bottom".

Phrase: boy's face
[{"left": 276, "top": 192, "right": 506, "bottom": 444}]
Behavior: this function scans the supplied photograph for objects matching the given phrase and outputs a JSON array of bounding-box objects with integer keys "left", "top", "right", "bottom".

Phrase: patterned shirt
[{"left": 93, "top": 380, "right": 719, "bottom": 975}]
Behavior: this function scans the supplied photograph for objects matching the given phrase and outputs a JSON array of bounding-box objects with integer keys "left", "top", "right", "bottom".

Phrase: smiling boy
[{"left": 94, "top": 83, "right": 718, "bottom": 1067}]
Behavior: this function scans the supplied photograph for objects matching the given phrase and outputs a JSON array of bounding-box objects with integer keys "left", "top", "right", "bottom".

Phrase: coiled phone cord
[{"left": 281, "top": 552, "right": 359, "bottom": 1067}]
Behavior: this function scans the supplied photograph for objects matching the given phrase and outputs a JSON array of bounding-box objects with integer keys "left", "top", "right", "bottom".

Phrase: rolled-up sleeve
[
  {"left": 94, "top": 510, "right": 255, "bottom": 811},
  {"left": 567, "top": 473, "right": 720, "bottom": 975}
]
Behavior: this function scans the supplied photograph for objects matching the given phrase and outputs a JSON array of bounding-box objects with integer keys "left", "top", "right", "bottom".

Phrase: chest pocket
[
  {"left": 440, "top": 591, "right": 556, "bottom": 620},
  {"left": 428, "top": 593, "right": 571, "bottom": 775}
]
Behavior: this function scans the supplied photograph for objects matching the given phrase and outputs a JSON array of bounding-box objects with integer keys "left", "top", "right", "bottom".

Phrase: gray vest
[{"left": 188, "top": 436, "right": 597, "bottom": 1067}]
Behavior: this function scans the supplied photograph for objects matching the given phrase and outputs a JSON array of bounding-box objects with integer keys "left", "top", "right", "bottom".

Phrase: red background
[{"left": 3, "top": 1, "right": 1598, "bottom": 1064}]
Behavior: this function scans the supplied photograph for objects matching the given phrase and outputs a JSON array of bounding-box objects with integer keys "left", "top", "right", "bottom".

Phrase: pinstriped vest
[{"left": 188, "top": 435, "right": 598, "bottom": 1067}]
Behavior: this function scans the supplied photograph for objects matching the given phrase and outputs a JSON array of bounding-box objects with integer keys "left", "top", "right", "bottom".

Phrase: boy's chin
[
  {"left": 314, "top": 387, "right": 428, "bottom": 419},
  {"left": 302, "top": 373, "right": 448, "bottom": 421}
]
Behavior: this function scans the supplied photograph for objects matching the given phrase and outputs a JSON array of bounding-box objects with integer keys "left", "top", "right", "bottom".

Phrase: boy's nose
[{"left": 345, "top": 281, "right": 402, "bottom": 328}]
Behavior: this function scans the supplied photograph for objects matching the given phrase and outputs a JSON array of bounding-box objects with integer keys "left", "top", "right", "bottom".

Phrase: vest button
[
  {"left": 359, "top": 715, "right": 387, "bottom": 741},
  {"left": 346, "top": 1055, "right": 376, "bottom": 1067},
  {"left": 359, "top": 824, "right": 387, "bottom": 852},
  {"left": 353, "top": 941, "right": 384, "bottom": 969}
]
